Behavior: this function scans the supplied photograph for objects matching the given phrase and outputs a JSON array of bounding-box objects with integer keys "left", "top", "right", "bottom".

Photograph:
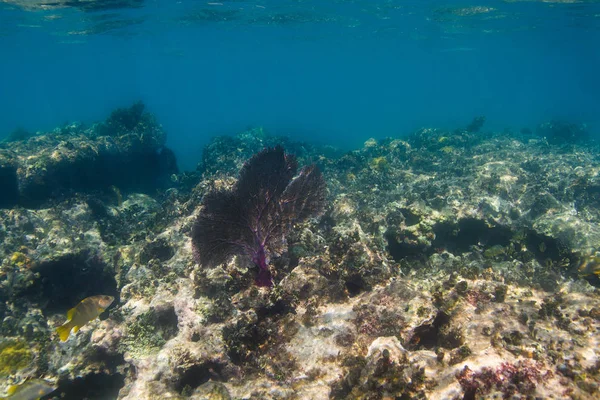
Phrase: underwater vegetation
[
  {"left": 0, "top": 338, "right": 32, "bottom": 377},
  {"left": 191, "top": 145, "right": 327, "bottom": 287}
]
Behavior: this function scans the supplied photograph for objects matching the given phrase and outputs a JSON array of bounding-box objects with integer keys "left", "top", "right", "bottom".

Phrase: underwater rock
[
  {"left": 0, "top": 103, "right": 177, "bottom": 208},
  {"left": 536, "top": 120, "right": 590, "bottom": 145},
  {"left": 196, "top": 127, "right": 321, "bottom": 178},
  {"left": 465, "top": 116, "right": 486, "bottom": 133},
  {"left": 279, "top": 260, "right": 329, "bottom": 300},
  {"left": 190, "top": 381, "right": 231, "bottom": 399},
  {"left": 0, "top": 338, "right": 34, "bottom": 378},
  {"left": 139, "top": 237, "right": 175, "bottom": 264}
]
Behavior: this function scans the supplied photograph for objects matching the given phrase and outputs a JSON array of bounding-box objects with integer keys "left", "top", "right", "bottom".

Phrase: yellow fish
[
  {"left": 578, "top": 255, "right": 600, "bottom": 276},
  {"left": 56, "top": 295, "right": 114, "bottom": 342},
  {"left": 1, "top": 379, "right": 56, "bottom": 400}
]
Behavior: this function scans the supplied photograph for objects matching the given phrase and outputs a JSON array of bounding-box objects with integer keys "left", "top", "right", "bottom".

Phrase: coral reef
[
  {"left": 0, "top": 102, "right": 177, "bottom": 208},
  {"left": 1, "top": 115, "right": 600, "bottom": 399},
  {"left": 2, "top": 127, "right": 33, "bottom": 143},
  {"left": 456, "top": 360, "right": 543, "bottom": 399},
  {"left": 536, "top": 120, "right": 590, "bottom": 144}
]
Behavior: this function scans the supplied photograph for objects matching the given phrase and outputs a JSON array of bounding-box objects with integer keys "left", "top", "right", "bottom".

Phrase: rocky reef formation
[
  {"left": 1, "top": 116, "right": 599, "bottom": 399},
  {"left": 0, "top": 102, "right": 177, "bottom": 208}
]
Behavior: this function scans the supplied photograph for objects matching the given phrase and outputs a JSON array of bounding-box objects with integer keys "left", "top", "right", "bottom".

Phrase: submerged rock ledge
[
  {"left": 1, "top": 119, "right": 599, "bottom": 399},
  {"left": 0, "top": 102, "right": 177, "bottom": 208}
]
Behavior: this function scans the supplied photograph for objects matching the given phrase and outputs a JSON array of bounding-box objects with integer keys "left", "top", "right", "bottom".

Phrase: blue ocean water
[{"left": 0, "top": 0, "right": 599, "bottom": 170}]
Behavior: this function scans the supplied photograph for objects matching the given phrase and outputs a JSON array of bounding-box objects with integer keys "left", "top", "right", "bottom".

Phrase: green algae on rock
[{"left": 0, "top": 339, "right": 33, "bottom": 377}]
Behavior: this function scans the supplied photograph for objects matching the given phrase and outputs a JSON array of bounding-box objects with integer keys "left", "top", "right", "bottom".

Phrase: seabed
[{"left": 1, "top": 106, "right": 599, "bottom": 399}]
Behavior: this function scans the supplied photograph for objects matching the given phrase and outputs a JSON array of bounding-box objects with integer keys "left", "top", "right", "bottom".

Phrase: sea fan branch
[{"left": 191, "top": 146, "right": 326, "bottom": 286}]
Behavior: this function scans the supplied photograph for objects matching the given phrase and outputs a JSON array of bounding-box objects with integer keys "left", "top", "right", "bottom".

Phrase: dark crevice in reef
[
  {"left": 407, "top": 311, "right": 450, "bottom": 350},
  {"left": 524, "top": 231, "right": 566, "bottom": 265},
  {"left": 387, "top": 218, "right": 516, "bottom": 261},
  {"left": 345, "top": 274, "right": 369, "bottom": 297},
  {"left": 386, "top": 216, "right": 575, "bottom": 285},
  {"left": 139, "top": 237, "right": 175, "bottom": 264},
  {"left": 87, "top": 348, "right": 127, "bottom": 371},
  {"left": 256, "top": 299, "right": 295, "bottom": 319},
  {"left": 53, "top": 372, "right": 125, "bottom": 400},
  {"left": 154, "top": 305, "right": 179, "bottom": 339},
  {"left": 19, "top": 147, "right": 178, "bottom": 208},
  {"left": 0, "top": 164, "right": 18, "bottom": 208},
  {"left": 431, "top": 218, "right": 512, "bottom": 254},
  {"left": 26, "top": 252, "right": 119, "bottom": 314},
  {"left": 401, "top": 207, "right": 421, "bottom": 226},
  {"left": 175, "top": 361, "right": 227, "bottom": 394},
  {"left": 131, "top": 305, "right": 179, "bottom": 344},
  {"left": 385, "top": 229, "right": 427, "bottom": 260},
  {"left": 287, "top": 249, "right": 301, "bottom": 271}
]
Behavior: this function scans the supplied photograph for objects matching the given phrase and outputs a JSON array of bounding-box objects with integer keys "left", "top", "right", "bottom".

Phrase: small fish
[
  {"left": 1, "top": 379, "right": 56, "bottom": 400},
  {"left": 109, "top": 185, "right": 123, "bottom": 206},
  {"left": 56, "top": 295, "right": 114, "bottom": 342},
  {"left": 579, "top": 256, "right": 600, "bottom": 276}
]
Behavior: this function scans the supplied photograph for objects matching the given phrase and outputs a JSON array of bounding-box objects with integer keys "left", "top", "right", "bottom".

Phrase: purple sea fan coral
[{"left": 192, "top": 145, "right": 327, "bottom": 287}]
